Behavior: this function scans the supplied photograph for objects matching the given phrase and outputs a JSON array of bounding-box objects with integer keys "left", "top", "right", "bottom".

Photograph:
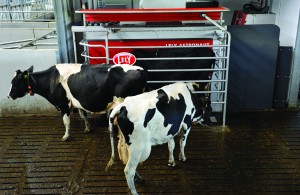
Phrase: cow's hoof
[
  {"left": 84, "top": 128, "right": 91, "bottom": 133},
  {"left": 179, "top": 156, "right": 187, "bottom": 162},
  {"left": 62, "top": 136, "right": 70, "bottom": 141},
  {"left": 128, "top": 189, "right": 138, "bottom": 195},
  {"left": 179, "top": 152, "right": 187, "bottom": 162},
  {"left": 168, "top": 161, "right": 176, "bottom": 167}
]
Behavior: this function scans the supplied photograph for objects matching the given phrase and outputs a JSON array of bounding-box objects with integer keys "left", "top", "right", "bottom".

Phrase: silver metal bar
[
  {"left": 105, "top": 31, "right": 109, "bottom": 64},
  {"left": 81, "top": 3, "right": 86, "bottom": 26},
  {"left": 189, "top": 90, "right": 226, "bottom": 94},
  {"left": 0, "top": 11, "right": 53, "bottom": 13},
  {"left": 108, "top": 45, "right": 230, "bottom": 49},
  {"left": 220, "top": 12, "right": 223, "bottom": 25},
  {"left": 75, "top": 8, "right": 230, "bottom": 14},
  {"left": 210, "top": 101, "right": 226, "bottom": 104},
  {"left": 33, "top": 43, "right": 57, "bottom": 46},
  {"left": 79, "top": 41, "right": 106, "bottom": 49},
  {"left": 147, "top": 79, "right": 226, "bottom": 83},
  {"left": 201, "top": 13, "right": 226, "bottom": 31},
  {"left": 0, "top": 39, "right": 33, "bottom": 46},
  {"left": 18, "top": 30, "right": 55, "bottom": 49},
  {"left": 221, "top": 32, "right": 231, "bottom": 127},
  {"left": 136, "top": 56, "right": 226, "bottom": 60},
  {"left": 146, "top": 79, "right": 226, "bottom": 83},
  {"left": 148, "top": 68, "right": 227, "bottom": 72},
  {"left": 77, "top": 39, "right": 229, "bottom": 50},
  {"left": 0, "top": 19, "right": 54, "bottom": 21},
  {"left": 71, "top": 25, "right": 219, "bottom": 32},
  {"left": 72, "top": 31, "right": 78, "bottom": 63},
  {"left": 81, "top": 51, "right": 106, "bottom": 59}
]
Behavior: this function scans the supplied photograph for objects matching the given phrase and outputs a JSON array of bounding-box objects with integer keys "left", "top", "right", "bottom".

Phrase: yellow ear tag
[{"left": 24, "top": 75, "right": 28, "bottom": 78}]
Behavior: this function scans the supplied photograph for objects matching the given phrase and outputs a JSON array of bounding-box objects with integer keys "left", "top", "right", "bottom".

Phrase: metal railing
[
  {"left": 0, "top": 30, "right": 57, "bottom": 49},
  {"left": 0, "top": 0, "right": 54, "bottom": 21},
  {"left": 72, "top": 26, "right": 230, "bottom": 126},
  {"left": 72, "top": 8, "right": 231, "bottom": 126}
]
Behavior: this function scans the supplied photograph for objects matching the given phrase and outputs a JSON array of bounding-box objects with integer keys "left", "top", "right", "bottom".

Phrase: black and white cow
[
  {"left": 8, "top": 64, "right": 147, "bottom": 141},
  {"left": 106, "top": 82, "right": 211, "bottom": 195},
  {"left": 131, "top": 47, "right": 215, "bottom": 91}
]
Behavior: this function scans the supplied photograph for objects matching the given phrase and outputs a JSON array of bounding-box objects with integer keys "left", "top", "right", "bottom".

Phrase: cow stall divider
[{"left": 72, "top": 7, "right": 231, "bottom": 126}]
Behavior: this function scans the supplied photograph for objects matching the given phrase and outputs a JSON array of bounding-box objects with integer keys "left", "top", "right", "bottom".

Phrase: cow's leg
[
  {"left": 167, "top": 138, "right": 176, "bottom": 167},
  {"left": 134, "top": 142, "right": 151, "bottom": 183},
  {"left": 124, "top": 150, "right": 141, "bottom": 195},
  {"left": 134, "top": 171, "right": 143, "bottom": 183},
  {"left": 78, "top": 109, "right": 91, "bottom": 133},
  {"left": 62, "top": 113, "right": 71, "bottom": 141},
  {"left": 179, "top": 127, "right": 191, "bottom": 162},
  {"left": 106, "top": 119, "right": 116, "bottom": 171}
]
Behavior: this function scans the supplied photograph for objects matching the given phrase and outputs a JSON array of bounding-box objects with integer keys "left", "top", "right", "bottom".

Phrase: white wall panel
[
  {"left": 0, "top": 49, "right": 58, "bottom": 115},
  {"left": 271, "top": 0, "right": 300, "bottom": 47}
]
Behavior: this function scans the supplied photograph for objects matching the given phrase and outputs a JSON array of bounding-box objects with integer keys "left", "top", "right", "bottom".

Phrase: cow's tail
[
  {"left": 117, "top": 129, "right": 129, "bottom": 165},
  {"left": 106, "top": 103, "right": 123, "bottom": 172}
]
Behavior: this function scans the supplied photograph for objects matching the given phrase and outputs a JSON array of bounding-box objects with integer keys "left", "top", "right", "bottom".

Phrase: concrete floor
[{"left": 0, "top": 110, "right": 300, "bottom": 194}]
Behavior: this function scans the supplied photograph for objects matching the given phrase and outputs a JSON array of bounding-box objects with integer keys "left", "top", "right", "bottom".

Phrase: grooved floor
[{"left": 0, "top": 110, "right": 300, "bottom": 194}]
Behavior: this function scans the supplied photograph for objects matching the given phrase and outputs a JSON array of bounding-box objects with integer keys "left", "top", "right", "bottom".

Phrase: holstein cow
[
  {"left": 131, "top": 47, "right": 216, "bottom": 91},
  {"left": 106, "top": 82, "right": 211, "bottom": 195},
  {"left": 8, "top": 64, "right": 147, "bottom": 141}
]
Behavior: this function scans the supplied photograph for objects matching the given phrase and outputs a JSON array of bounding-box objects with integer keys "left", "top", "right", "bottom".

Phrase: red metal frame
[
  {"left": 76, "top": 7, "right": 229, "bottom": 22},
  {"left": 87, "top": 39, "right": 213, "bottom": 64}
]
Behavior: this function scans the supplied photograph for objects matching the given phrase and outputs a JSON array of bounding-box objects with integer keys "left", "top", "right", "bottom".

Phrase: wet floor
[{"left": 0, "top": 110, "right": 300, "bottom": 194}]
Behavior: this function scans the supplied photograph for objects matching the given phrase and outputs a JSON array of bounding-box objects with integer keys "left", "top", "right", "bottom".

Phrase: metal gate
[{"left": 72, "top": 7, "right": 231, "bottom": 126}]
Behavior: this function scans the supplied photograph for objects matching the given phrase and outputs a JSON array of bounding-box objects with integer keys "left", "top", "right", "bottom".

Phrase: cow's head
[
  {"left": 200, "top": 96, "right": 212, "bottom": 126},
  {"left": 193, "top": 96, "right": 212, "bottom": 126},
  {"left": 8, "top": 66, "right": 34, "bottom": 100}
]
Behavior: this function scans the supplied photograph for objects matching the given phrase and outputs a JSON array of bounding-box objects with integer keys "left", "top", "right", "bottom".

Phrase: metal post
[
  {"left": 222, "top": 32, "right": 231, "bottom": 127},
  {"left": 105, "top": 31, "right": 109, "bottom": 64},
  {"left": 72, "top": 31, "right": 78, "bottom": 63},
  {"left": 288, "top": 12, "right": 300, "bottom": 108},
  {"left": 53, "top": 0, "right": 75, "bottom": 63}
]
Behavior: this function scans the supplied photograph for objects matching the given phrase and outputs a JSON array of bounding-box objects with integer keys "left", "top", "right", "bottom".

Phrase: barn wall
[
  {"left": 271, "top": 0, "right": 300, "bottom": 107},
  {"left": 0, "top": 49, "right": 58, "bottom": 116},
  {"left": 271, "top": 0, "right": 300, "bottom": 47},
  {"left": 0, "top": 22, "right": 57, "bottom": 49},
  {"left": 0, "top": 22, "right": 58, "bottom": 115}
]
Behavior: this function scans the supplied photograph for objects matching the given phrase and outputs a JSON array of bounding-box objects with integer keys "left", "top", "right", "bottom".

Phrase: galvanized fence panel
[
  {"left": 72, "top": 25, "right": 231, "bottom": 126},
  {"left": 0, "top": 0, "right": 54, "bottom": 22}
]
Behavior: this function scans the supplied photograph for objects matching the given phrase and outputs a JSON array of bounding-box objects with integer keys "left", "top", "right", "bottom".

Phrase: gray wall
[
  {"left": 0, "top": 49, "right": 58, "bottom": 116},
  {"left": 271, "top": 0, "right": 300, "bottom": 47},
  {"left": 0, "top": 22, "right": 58, "bottom": 115},
  {"left": 0, "top": 22, "right": 57, "bottom": 49}
]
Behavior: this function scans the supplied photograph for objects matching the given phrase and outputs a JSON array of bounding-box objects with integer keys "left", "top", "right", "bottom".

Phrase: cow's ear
[
  {"left": 28, "top": 66, "right": 34, "bottom": 73},
  {"left": 16, "top": 70, "right": 22, "bottom": 75}
]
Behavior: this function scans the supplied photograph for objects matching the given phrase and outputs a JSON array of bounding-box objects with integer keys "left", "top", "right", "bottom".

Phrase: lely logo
[{"left": 113, "top": 52, "right": 136, "bottom": 65}]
